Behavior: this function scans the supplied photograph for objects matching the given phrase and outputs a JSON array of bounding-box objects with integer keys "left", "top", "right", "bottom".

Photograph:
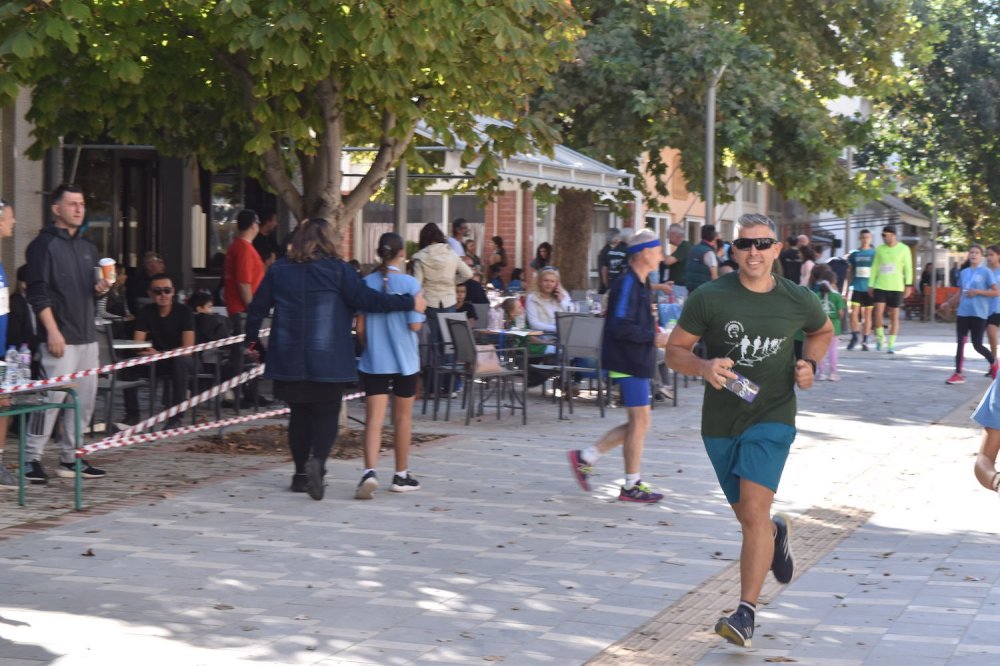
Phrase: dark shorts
[
  {"left": 872, "top": 289, "right": 903, "bottom": 308},
  {"left": 361, "top": 372, "right": 418, "bottom": 398},
  {"left": 988, "top": 313, "right": 1000, "bottom": 327},
  {"left": 851, "top": 290, "right": 874, "bottom": 307},
  {"left": 702, "top": 422, "right": 796, "bottom": 504}
]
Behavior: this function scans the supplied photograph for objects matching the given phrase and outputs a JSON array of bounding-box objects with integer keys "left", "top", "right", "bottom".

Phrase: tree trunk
[{"left": 552, "top": 189, "right": 594, "bottom": 291}]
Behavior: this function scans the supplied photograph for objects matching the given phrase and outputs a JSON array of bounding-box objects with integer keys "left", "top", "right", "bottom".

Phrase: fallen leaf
[
  {"left": 214, "top": 604, "right": 234, "bottom": 610},
  {"left": 81, "top": 549, "right": 95, "bottom": 557},
  {"left": 764, "top": 658, "right": 797, "bottom": 663}
]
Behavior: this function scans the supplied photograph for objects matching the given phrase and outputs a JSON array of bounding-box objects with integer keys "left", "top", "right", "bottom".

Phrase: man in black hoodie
[{"left": 24, "top": 184, "right": 110, "bottom": 484}]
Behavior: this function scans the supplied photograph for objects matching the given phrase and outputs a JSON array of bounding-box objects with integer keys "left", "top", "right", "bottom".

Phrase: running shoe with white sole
[
  {"left": 715, "top": 606, "right": 755, "bottom": 648},
  {"left": 390, "top": 474, "right": 421, "bottom": 492},
  {"left": 355, "top": 470, "right": 378, "bottom": 499},
  {"left": 618, "top": 481, "right": 663, "bottom": 503},
  {"left": 946, "top": 373, "right": 965, "bottom": 385}
]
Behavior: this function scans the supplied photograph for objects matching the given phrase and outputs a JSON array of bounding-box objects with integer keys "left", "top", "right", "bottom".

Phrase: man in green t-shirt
[
  {"left": 666, "top": 213, "right": 832, "bottom": 649},
  {"left": 660, "top": 223, "right": 692, "bottom": 299},
  {"left": 868, "top": 224, "right": 913, "bottom": 354}
]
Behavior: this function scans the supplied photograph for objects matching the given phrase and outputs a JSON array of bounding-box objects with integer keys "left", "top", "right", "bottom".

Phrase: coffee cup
[{"left": 99, "top": 258, "right": 116, "bottom": 283}]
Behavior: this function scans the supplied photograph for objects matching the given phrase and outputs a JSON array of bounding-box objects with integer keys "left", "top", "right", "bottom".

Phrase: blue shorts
[
  {"left": 616, "top": 376, "right": 650, "bottom": 408},
  {"left": 702, "top": 422, "right": 796, "bottom": 504}
]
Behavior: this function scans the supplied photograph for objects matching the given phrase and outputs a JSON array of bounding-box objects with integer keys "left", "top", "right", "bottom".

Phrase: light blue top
[
  {"left": 957, "top": 265, "right": 997, "bottom": 319},
  {"left": 991, "top": 266, "right": 1000, "bottom": 315},
  {"left": 973, "top": 374, "right": 1000, "bottom": 429},
  {"left": 357, "top": 267, "right": 426, "bottom": 375}
]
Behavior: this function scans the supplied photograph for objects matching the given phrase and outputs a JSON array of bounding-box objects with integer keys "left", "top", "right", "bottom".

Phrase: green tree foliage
[
  {"left": 862, "top": 0, "right": 1000, "bottom": 244},
  {"left": 0, "top": 0, "right": 576, "bottom": 226},
  {"left": 540, "top": 0, "right": 921, "bottom": 215}
]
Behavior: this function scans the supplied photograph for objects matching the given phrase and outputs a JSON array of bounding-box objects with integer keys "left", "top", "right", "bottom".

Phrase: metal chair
[
  {"left": 94, "top": 323, "right": 148, "bottom": 431},
  {"left": 532, "top": 315, "right": 606, "bottom": 419},
  {"left": 421, "top": 312, "right": 468, "bottom": 420},
  {"left": 446, "top": 317, "right": 527, "bottom": 425},
  {"left": 471, "top": 303, "right": 489, "bottom": 329}
]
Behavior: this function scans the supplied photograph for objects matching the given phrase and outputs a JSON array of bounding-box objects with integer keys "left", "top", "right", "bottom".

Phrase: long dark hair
[
  {"left": 287, "top": 218, "right": 340, "bottom": 263},
  {"left": 534, "top": 242, "right": 551, "bottom": 264},
  {"left": 375, "top": 232, "right": 405, "bottom": 291},
  {"left": 418, "top": 222, "right": 446, "bottom": 249}
]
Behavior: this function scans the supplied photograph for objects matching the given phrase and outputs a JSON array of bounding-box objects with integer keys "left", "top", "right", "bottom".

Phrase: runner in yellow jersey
[{"left": 868, "top": 225, "right": 913, "bottom": 354}]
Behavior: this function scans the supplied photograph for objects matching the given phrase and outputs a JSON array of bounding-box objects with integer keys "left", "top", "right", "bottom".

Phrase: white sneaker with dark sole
[{"left": 354, "top": 471, "right": 378, "bottom": 500}]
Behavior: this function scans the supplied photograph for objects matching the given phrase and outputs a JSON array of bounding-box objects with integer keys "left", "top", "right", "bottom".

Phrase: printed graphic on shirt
[{"left": 724, "top": 320, "right": 786, "bottom": 368}]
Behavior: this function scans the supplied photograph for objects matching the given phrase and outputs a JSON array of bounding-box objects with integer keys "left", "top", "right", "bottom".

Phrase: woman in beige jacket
[{"left": 412, "top": 223, "right": 473, "bottom": 374}]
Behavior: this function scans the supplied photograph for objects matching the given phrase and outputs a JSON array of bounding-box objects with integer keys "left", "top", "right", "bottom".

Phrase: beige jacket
[{"left": 413, "top": 242, "right": 473, "bottom": 308}]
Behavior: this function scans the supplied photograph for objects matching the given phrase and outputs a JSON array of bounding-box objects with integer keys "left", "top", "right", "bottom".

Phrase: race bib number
[
  {"left": 880, "top": 264, "right": 896, "bottom": 274},
  {"left": 855, "top": 267, "right": 871, "bottom": 278}
]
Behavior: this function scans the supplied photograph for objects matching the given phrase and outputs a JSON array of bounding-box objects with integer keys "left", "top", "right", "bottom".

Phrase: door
[{"left": 120, "top": 158, "right": 156, "bottom": 268}]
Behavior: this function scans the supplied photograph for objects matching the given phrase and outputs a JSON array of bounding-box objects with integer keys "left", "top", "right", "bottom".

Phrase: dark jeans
[
  {"left": 228, "top": 313, "right": 259, "bottom": 401},
  {"left": 123, "top": 356, "right": 194, "bottom": 415},
  {"left": 287, "top": 394, "right": 344, "bottom": 475}
]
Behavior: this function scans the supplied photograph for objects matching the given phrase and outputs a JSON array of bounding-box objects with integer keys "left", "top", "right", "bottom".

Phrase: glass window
[
  {"left": 448, "top": 195, "right": 485, "bottom": 225},
  {"left": 742, "top": 179, "right": 759, "bottom": 204},
  {"left": 207, "top": 173, "right": 243, "bottom": 268},
  {"left": 67, "top": 148, "right": 115, "bottom": 260}
]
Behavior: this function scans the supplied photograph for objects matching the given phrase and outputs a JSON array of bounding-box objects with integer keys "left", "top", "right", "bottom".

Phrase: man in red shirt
[{"left": 224, "top": 209, "right": 267, "bottom": 407}]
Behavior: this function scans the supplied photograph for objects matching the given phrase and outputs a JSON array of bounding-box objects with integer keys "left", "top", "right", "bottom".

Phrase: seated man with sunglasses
[
  {"left": 666, "top": 214, "right": 833, "bottom": 649},
  {"left": 133, "top": 273, "right": 195, "bottom": 429}
]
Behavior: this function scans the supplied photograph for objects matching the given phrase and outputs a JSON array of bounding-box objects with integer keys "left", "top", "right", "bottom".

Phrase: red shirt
[{"left": 224, "top": 238, "right": 265, "bottom": 315}]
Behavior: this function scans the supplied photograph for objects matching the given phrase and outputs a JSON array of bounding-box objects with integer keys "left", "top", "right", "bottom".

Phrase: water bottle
[
  {"left": 18, "top": 344, "right": 31, "bottom": 383},
  {"left": 3, "top": 346, "right": 18, "bottom": 387}
]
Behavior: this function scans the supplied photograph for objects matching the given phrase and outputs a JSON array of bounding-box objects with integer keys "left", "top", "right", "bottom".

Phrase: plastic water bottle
[
  {"left": 18, "top": 344, "right": 31, "bottom": 383},
  {"left": 3, "top": 346, "right": 18, "bottom": 387}
]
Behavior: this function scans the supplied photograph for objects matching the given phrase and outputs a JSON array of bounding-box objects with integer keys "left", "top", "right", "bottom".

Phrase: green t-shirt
[
  {"left": 869, "top": 243, "right": 913, "bottom": 292},
  {"left": 818, "top": 290, "right": 846, "bottom": 335},
  {"left": 677, "top": 272, "right": 828, "bottom": 437}
]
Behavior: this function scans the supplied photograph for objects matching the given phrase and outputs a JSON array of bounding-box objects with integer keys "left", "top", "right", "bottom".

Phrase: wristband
[{"left": 804, "top": 359, "right": 817, "bottom": 375}]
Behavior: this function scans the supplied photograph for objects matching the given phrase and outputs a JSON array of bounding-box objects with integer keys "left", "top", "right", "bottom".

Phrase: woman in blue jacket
[{"left": 245, "top": 219, "right": 426, "bottom": 500}]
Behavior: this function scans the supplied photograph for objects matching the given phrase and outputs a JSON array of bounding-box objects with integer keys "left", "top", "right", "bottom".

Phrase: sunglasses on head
[
  {"left": 732, "top": 237, "right": 778, "bottom": 251},
  {"left": 151, "top": 287, "right": 174, "bottom": 295}
]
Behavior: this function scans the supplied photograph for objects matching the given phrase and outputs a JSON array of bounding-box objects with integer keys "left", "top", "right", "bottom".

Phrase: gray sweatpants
[{"left": 26, "top": 342, "right": 99, "bottom": 465}]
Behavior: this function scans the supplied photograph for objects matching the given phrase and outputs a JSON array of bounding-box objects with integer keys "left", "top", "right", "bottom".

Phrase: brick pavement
[{"left": 0, "top": 321, "right": 995, "bottom": 665}]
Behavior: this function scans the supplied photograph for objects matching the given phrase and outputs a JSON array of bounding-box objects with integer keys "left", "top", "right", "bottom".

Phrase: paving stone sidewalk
[{"left": 0, "top": 321, "right": 995, "bottom": 665}]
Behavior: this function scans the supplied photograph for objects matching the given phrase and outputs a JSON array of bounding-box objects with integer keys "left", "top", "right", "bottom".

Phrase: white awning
[{"left": 879, "top": 194, "right": 930, "bottom": 229}]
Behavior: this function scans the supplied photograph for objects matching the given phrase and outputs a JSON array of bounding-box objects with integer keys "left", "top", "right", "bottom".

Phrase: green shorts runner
[{"left": 702, "top": 422, "right": 796, "bottom": 504}]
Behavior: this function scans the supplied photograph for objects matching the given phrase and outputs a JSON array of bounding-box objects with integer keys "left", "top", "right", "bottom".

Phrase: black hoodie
[{"left": 25, "top": 224, "right": 99, "bottom": 345}]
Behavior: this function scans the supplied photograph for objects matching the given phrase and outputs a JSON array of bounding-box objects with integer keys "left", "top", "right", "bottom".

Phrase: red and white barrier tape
[
  {"left": 78, "top": 391, "right": 367, "bottom": 455},
  {"left": 103, "top": 365, "right": 265, "bottom": 442},
  {"left": 0, "top": 328, "right": 269, "bottom": 394}
]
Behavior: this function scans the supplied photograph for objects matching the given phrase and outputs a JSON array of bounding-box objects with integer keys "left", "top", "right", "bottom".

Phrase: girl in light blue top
[
  {"left": 355, "top": 233, "right": 426, "bottom": 498},
  {"left": 938, "top": 244, "right": 1000, "bottom": 384},
  {"left": 985, "top": 245, "right": 1000, "bottom": 364}
]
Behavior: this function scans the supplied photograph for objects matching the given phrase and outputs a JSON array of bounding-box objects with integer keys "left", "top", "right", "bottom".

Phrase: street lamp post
[{"left": 704, "top": 65, "right": 727, "bottom": 231}]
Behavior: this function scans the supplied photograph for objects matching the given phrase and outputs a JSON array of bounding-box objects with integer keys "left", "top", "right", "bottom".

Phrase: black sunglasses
[
  {"left": 732, "top": 238, "right": 778, "bottom": 251},
  {"left": 151, "top": 287, "right": 174, "bottom": 295}
]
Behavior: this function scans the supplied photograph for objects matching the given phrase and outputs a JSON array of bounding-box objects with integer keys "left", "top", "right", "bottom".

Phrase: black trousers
[
  {"left": 287, "top": 392, "right": 344, "bottom": 474},
  {"left": 956, "top": 315, "right": 994, "bottom": 372}
]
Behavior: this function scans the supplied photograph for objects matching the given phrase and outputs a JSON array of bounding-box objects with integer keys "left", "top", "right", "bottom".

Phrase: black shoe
[
  {"left": 305, "top": 458, "right": 325, "bottom": 501},
  {"left": 847, "top": 334, "right": 858, "bottom": 351},
  {"left": 390, "top": 473, "right": 420, "bottom": 493},
  {"left": 256, "top": 395, "right": 274, "bottom": 407},
  {"left": 771, "top": 513, "right": 794, "bottom": 583},
  {"left": 715, "top": 606, "right": 755, "bottom": 648},
  {"left": 122, "top": 412, "right": 141, "bottom": 426},
  {"left": 290, "top": 473, "right": 307, "bottom": 493},
  {"left": 56, "top": 460, "right": 107, "bottom": 479},
  {"left": 24, "top": 461, "right": 48, "bottom": 485}
]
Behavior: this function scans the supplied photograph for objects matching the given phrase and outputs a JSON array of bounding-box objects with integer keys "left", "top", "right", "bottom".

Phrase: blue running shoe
[
  {"left": 618, "top": 481, "right": 663, "bottom": 503},
  {"left": 771, "top": 513, "right": 794, "bottom": 583},
  {"left": 715, "top": 606, "right": 754, "bottom": 648}
]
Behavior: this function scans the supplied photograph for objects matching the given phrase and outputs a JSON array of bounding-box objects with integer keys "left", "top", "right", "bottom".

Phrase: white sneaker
[
  {"left": 656, "top": 386, "right": 674, "bottom": 401},
  {"left": 354, "top": 471, "right": 378, "bottom": 500}
]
